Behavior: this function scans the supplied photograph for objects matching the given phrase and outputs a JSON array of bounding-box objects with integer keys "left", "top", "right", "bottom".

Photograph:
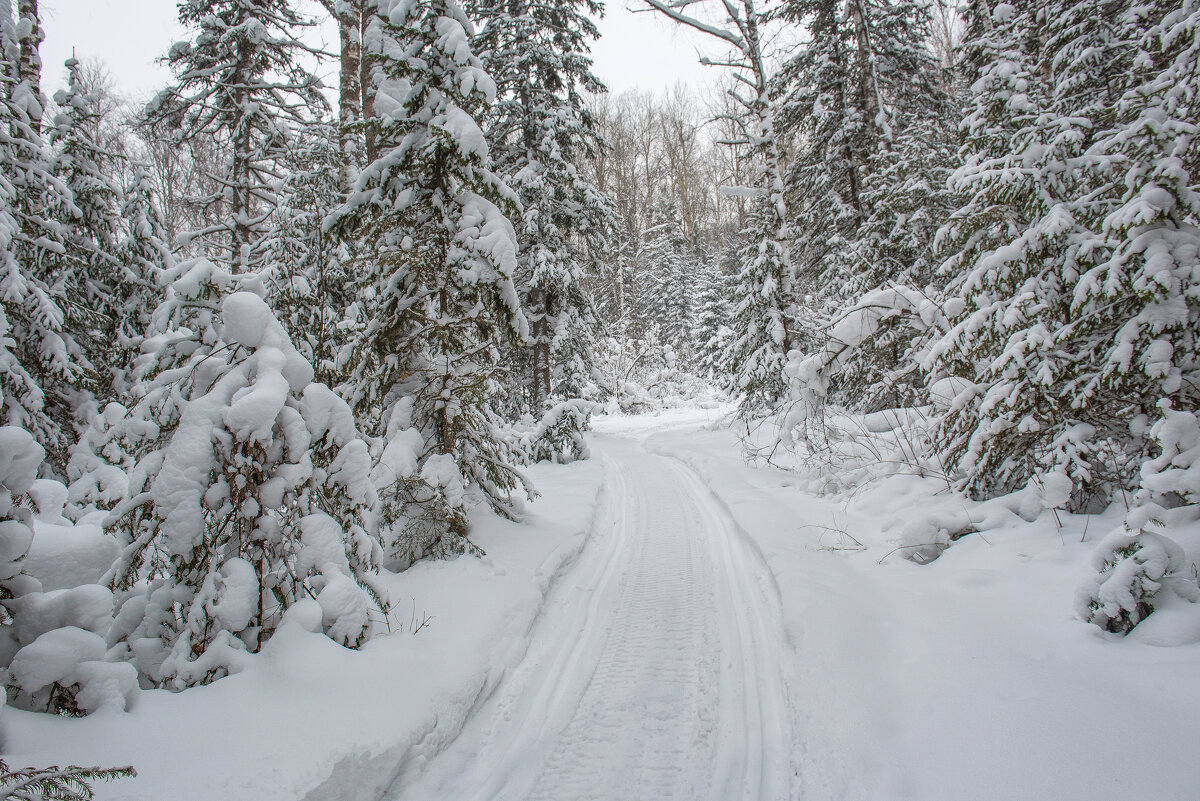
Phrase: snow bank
[
  {"left": 645, "top": 422, "right": 1200, "bottom": 801},
  {"left": 3, "top": 457, "right": 605, "bottom": 801}
]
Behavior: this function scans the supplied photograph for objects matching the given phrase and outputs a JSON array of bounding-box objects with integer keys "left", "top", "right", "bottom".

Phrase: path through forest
[{"left": 385, "top": 430, "right": 795, "bottom": 801}]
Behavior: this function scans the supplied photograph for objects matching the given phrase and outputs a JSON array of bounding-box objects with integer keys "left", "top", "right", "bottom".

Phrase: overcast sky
[{"left": 37, "top": 1, "right": 722, "bottom": 103}]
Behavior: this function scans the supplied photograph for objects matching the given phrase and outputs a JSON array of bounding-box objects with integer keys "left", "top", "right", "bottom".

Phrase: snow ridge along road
[{"left": 386, "top": 433, "right": 794, "bottom": 801}]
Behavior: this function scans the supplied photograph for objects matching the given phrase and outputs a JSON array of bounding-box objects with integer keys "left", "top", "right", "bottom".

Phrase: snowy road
[{"left": 386, "top": 433, "right": 794, "bottom": 801}]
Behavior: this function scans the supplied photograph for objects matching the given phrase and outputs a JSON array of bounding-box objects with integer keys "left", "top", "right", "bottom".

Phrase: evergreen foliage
[
  {"left": 0, "top": 759, "right": 135, "bottom": 801},
  {"left": 0, "top": 2, "right": 84, "bottom": 466},
  {"left": 472, "top": 0, "right": 615, "bottom": 412},
  {"left": 330, "top": 0, "right": 533, "bottom": 559},
  {"left": 145, "top": 0, "right": 327, "bottom": 271}
]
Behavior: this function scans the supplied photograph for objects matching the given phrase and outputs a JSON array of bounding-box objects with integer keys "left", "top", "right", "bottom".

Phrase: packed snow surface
[{"left": 5, "top": 408, "right": 1199, "bottom": 800}]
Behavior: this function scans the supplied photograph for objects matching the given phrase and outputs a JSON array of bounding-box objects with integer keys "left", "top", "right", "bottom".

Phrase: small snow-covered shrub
[
  {"left": 510, "top": 399, "right": 597, "bottom": 465},
  {"left": 1140, "top": 401, "right": 1200, "bottom": 505},
  {"left": 1076, "top": 524, "right": 1197, "bottom": 634},
  {"left": 0, "top": 430, "right": 132, "bottom": 715},
  {"left": 1079, "top": 402, "right": 1200, "bottom": 635},
  {"left": 6, "top": 626, "right": 137, "bottom": 716},
  {"left": 0, "top": 427, "right": 42, "bottom": 625}
]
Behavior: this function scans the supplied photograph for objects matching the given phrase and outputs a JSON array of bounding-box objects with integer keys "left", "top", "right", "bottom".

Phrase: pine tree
[
  {"left": 330, "top": 0, "right": 532, "bottom": 561},
  {"left": 145, "top": 0, "right": 327, "bottom": 272},
  {"left": 472, "top": 0, "right": 614, "bottom": 411}
]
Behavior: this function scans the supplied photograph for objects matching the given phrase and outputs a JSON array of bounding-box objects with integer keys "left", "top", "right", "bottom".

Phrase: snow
[
  {"left": 638, "top": 414, "right": 1200, "bottom": 801},
  {"left": 18, "top": 521, "right": 117, "bottom": 593},
  {"left": 6, "top": 412, "right": 1198, "bottom": 799}
]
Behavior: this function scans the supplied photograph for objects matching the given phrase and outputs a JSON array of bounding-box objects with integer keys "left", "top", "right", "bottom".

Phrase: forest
[{"left": 0, "top": 0, "right": 1197, "bottom": 799}]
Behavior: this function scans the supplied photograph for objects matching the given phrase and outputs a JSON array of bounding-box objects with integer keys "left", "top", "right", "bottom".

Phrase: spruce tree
[
  {"left": 103, "top": 285, "right": 387, "bottom": 687},
  {"left": 49, "top": 57, "right": 126, "bottom": 399},
  {"left": 0, "top": 0, "right": 84, "bottom": 466},
  {"left": 330, "top": 0, "right": 532, "bottom": 561},
  {"left": 145, "top": 0, "right": 327, "bottom": 272},
  {"left": 472, "top": 0, "right": 614, "bottom": 411},
  {"left": 262, "top": 119, "right": 352, "bottom": 384},
  {"left": 641, "top": 196, "right": 694, "bottom": 364},
  {"left": 925, "top": 0, "right": 1184, "bottom": 506}
]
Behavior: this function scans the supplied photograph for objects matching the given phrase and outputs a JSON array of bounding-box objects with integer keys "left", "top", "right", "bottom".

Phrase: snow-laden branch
[{"left": 640, "top": 0, "right": 745, "bottom": 48}]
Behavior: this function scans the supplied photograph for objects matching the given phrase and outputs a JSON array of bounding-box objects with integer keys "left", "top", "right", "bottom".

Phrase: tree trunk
[
  {"left": 361, "top": 7, "right": 378, "bottom": 164},
  {"left": 849, "top": 0, "right": 881, "bottom": 140},
  {"left": 16, "top": 0, "right": 42, "bottom": 132},
  {"left": 530, "top": 289, "right": 552, "bottom": 410},
  {"left": 322, "top": 0, "right": 365, "bottom": 192}
]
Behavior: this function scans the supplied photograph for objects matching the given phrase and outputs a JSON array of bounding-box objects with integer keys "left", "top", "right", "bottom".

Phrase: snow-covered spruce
[
  {"left": 473, "top": 0, "right": 615, "bottom": 412},
  {"left": 261, "top": 120, "right": 355, "bottom": 386},
  {"left": 102, "top": 288, "right": 387, "bottom": 688},
  {"left": 329, "top": 0, "right": 533, "bottom": 562},
  {"left": 1076, "top": 524, "right": 1197, "bottom": 635},
  {"left": 509, "top": 399, "right": 597, "bottom": 465},
  {"left": 927, "top": 1, "right": 1199, "bottom": 508},
  {"left": 49, "top": 56, "right": 128, "bottom": 402},
  {"left": 145, "top": 0, "right": 328, "bottom": 273},
  {"left": 0, "top": 3, "right": 87, "bottom": 468}
]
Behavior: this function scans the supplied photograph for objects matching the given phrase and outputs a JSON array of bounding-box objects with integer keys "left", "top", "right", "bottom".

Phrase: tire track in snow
[{"left": 385, "top": 435, "right": 793, "bottom": 801}]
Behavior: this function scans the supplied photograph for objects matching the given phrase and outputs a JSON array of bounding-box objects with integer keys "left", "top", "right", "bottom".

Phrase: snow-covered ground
[
  {"left": 3, "top": 457, "right": 605, "bottom": 801},
  {"left": 638, "top": 410, "right": 1200, "bottom": 801},
  {"left": 6, "top": 408, "right": 1199, "bottom": 800}
]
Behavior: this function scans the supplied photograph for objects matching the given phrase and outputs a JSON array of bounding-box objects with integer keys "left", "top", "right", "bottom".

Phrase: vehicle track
[{"left": 386, "top": 435, "right": 793, "bottom": 801}]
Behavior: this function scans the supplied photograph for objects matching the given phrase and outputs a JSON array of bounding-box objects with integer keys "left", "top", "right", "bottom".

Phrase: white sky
[{"left": 37, "top": 0, "right": 722, "bottom": 102}]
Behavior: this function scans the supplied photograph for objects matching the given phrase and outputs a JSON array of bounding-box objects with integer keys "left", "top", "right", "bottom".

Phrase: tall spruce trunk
[
  {"left": 16, "top": 0, "right": 42, "bottom": 132},
  {"left": 321, "top": 0, "right": 365, "bottom": 193}
]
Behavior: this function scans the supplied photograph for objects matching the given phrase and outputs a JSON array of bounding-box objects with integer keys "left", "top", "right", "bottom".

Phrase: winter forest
[{"left": 1, "top": 0, "right": 1198, "bottom": 799}]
